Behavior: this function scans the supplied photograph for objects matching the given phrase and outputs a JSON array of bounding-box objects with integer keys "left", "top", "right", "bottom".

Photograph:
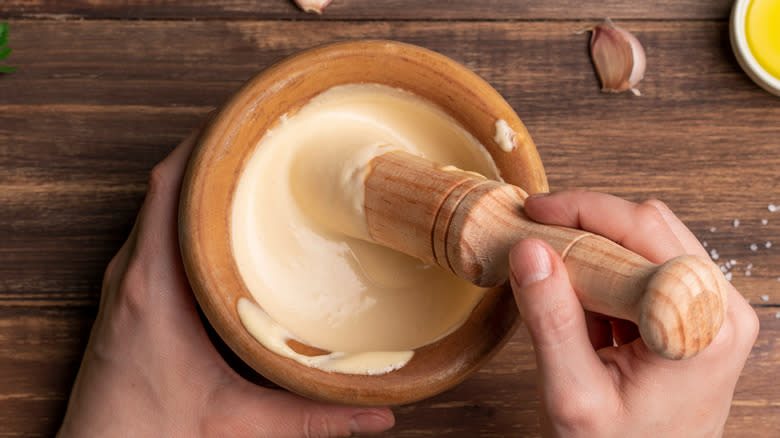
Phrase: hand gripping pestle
[{"left": 360, "top": 151, "right": 728, "bottom": 360}]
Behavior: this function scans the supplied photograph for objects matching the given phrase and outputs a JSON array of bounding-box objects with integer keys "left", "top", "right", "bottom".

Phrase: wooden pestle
[{"left": 363, "top": 151, "right": 728, "bottom": 360}]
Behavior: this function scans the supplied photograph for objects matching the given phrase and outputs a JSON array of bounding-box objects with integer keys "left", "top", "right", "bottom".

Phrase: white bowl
[{"left": 730, "top": 0, "right": 780, "bottom": 96}]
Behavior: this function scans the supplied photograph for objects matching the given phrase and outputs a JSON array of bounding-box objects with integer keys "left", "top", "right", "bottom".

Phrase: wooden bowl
[{"left": 179, "top": 40, "right": 548, "bottom": 406}]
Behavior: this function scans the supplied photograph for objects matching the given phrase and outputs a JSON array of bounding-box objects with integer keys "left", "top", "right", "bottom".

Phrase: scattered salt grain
[
  {"left": 725, "top": 272, "right": 733, "bottom": 281},
  {"left": 750, "top": 243, "right": 759, "bottom": 251},
  {"left": 702, "top": 241, "right": 708, "bottom": 247},
  {"left": 709, "top": 227, "right": 717, "bottom": 232},
  {"left": 769, "top": 204, "right": 778, "bottom": 212},
  {"left": 733, "top": 219, "right": 740, "bottom": 227},
  {"left": 710, "top": 249, "right": 720, "bottom": 260},
  {"left": 720, "top": 265, "right": 728, "bottom": 273},
  {"left": 776, "top": 312, "right": 780, "bottom": 319},
  {"left": 745, "top": 270, "right": 751, "bottom": 277},
  {"left": 747, "top": 263, "right": 754, "bottom": 269},
  {"left": 724, "top": 261, "right": 732, "bottom": 269},
  {"left": 760, "top": 295, "right": 769, "bottom": 301},
  {"left": 761, "top": 219, "right": 769, "bottom": 225},
  {"left": 766, "top": 241, "right": 772, "bottom": 249},
  {"left": 730, "top": 259, "right": 737, "bottom": 265}
]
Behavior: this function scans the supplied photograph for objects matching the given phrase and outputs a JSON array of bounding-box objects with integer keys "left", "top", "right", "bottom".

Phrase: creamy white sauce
[
  {"left": 231, "top": 84, "right": 500, "bottom": 374},
  {"left": 493, "top": 119, "right": 517, "bottom": 152},
  {"left": 237, "top": 298, "right": 413, "bottom": 374}
]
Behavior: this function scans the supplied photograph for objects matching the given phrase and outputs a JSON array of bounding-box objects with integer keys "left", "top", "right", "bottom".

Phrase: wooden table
[{"left": 1, "top": 1, "right": 778, "bottom": 436}]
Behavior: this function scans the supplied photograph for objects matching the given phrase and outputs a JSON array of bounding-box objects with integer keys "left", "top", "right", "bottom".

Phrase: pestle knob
[{"left": 363, "top": 151, "right": 728, "bottom": 360}]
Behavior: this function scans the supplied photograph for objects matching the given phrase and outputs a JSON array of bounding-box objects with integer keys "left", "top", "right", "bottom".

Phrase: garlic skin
[
  {"left": 294, "top": 0, "right": 334, "bottom": 14},
  {"left": 589, "top": 18, "right": 646, "bottom": 96}
]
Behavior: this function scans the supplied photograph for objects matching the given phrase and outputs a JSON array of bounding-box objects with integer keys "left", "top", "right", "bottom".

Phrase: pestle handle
[{"left": 364, "top": 151, "right": 728, "bottom": 360}]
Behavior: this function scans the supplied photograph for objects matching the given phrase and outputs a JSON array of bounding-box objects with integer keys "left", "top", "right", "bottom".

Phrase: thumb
[
  {"left": 220, "top": 384, "right": 394, "bottom": 438},
  {"left": 509, "top": 239, "right": 612, "bottom": 404}
]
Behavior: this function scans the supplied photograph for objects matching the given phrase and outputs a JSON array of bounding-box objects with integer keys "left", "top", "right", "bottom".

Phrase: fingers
[
  {"left": 524, "top": 191, "right": 745, "bottom": 358},
  {"left": 213, "top": 384, "right": 395, "bottom": 437},
  {"left": 641, "top": 199, "right": 707, "bottom": 257},
  {"left": 523, "top": 191, "right": 707, "bottom": 263},
  {"left": 129, "top": 114, "right": 213, "bottom": 298},
  {"left": 136, "top": 123, "right": 205, "bottom": 253},
  {"left": 98, "top": 222, "right": 139, "bottom": 314},
  {"left": 694, "top": 282, "right": 759, "bottom": 367},
  {"left": 110, "top": 114, "right": 213, "bottom": 323},
  {"left": 509, "top": 239, "right": 614, "bottom": 408}
]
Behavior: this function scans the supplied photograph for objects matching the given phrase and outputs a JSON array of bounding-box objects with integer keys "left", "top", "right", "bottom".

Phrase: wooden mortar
[{"left": 179, "top": 40, "right": 724, "bottom": 406}]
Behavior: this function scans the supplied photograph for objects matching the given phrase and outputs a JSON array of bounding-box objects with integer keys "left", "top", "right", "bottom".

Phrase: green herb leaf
[{"left": 0, "top": 22, "right": 16, "bottom": 73}]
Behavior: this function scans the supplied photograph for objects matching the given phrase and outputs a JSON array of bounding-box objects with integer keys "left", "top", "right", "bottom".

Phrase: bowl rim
[
  {"left": 179, "top": 39, "right": 548, "bottom": 406},
  {"left": 730, "top": 0, "right": 780, "bottom": 96}
]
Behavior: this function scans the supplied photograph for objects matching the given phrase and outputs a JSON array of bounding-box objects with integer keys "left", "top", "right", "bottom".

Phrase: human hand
[
  {"left": 57, "top": 119, "right": 395, "bottom": 438},
  {"left": 509, "top": 191, "right": 759, "bottom": 438}
]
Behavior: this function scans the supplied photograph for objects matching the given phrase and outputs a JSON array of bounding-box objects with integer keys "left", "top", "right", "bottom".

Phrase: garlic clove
[
  {"left": 294, "top": 0, "right": 334, "bottom": 14},
  {"left": 589, "top": 18, "right": 646, "bottom": 95}
]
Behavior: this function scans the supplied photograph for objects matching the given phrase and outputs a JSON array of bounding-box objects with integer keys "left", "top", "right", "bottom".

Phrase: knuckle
[
  {"left": 636, "top": 199, "right": 667, "bottom": 224},
  {"left": 302, "top": 411, "right": 346, "bottom": 438},
  {"left": 147, "top": 163, "right": 170, "bottom": 199},
  {"left": 634, "top": 200, "right": 670, "bottom": 235},
  {"left": 526, "top": 295, "right": 582, "bottom": 347},
  {"left": 710, "top": 296, "right": 759, "bottom": 356},
  {"left": 708, "top": 318, "right": 736, "bottom": 352},
  {"left": 738, "top": 302, "right": 760, "bottom": 345},
  {"left": 547, "top": 298, "right": 581, "bottom": 335},
  {"left": 102, "top": 254, "right": 121, "bottom": 290},
  {"left": 643, "top": 198, "right": 671, "bottom": 215},
  {"left": 548, "top": 390, "right": 606, "bottom": 432},
  {"left": 114, "top": 258, "right": 149, "bottom": 320}
]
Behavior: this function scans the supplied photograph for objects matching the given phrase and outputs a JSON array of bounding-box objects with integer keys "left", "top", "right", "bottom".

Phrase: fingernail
[
  {"left": 527, "top": 192, "right": 550, "bottom": 198},
  {"left": 350, "top": 410, "right": 394, "bottom": 434},
  {"left": 510, "top": 240, "right": 553, "bottom": 288}
]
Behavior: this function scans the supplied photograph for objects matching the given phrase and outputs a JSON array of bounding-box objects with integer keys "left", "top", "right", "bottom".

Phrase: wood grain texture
[
  {"left": 1, "top": 307, "right": 778, "bottom": 437},
  {"left": 0, "top": 0, "right": 735, "bottom": 20},
  {"left": 1, "top": 17, "right": 778, "bottom": 438},
  {"left": 2, "top": 20, "right": 777, "bottom": 303},
  {"left": 366, "top": 151, "right": 728, "bottom": 359}
]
